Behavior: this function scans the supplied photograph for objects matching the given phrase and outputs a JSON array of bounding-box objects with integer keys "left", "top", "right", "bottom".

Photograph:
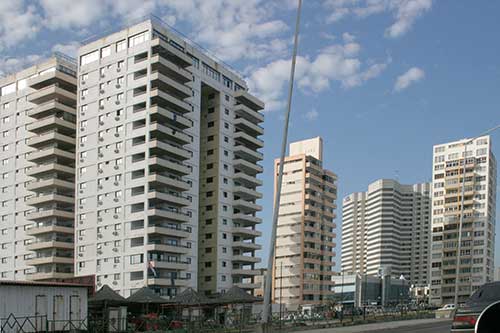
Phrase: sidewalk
[{"left": 296, "top": 318, "right": 450, "bottom": 333}]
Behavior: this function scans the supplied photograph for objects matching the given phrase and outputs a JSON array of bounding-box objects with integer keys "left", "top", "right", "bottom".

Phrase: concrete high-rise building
[
  {"left": 0, "top": 54, "right": 77, "bottom": 281},
  {"left": 430, "top": 136, "right": 496, "bottom": 305},
  {"left": 341, "top": 179, "right": 431, "bottom": 285},
  {"left": 272, "top": 137, "right": 337, "bottom": 310},
  {"left": 74, "top": 18, "right": 264, "bottom": 298}
]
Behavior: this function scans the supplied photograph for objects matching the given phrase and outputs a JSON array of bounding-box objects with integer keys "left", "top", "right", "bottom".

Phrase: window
[
  {"left": 80, "top": 50, "right": 99, "bottom": 66},
  {"left": 129, "top": 31, "right": 149, "bottom": 48},
  {"left": 101, "top": 46, "right": 111, "bottom": 58},
  {"left": 116, "top": 40, "right": 127, "bottom": 52}
]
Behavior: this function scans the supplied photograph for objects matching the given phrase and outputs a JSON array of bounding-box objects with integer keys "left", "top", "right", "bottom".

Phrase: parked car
[
  {"left": 440, "top": 304, "right": 456, "bottom": 311},
  {"left": 451, "top": 281, "right": 500, "bottom": 332}
]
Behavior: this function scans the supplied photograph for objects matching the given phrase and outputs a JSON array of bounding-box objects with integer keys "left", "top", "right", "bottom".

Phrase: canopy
[
  {"left": 89, "top": 285, "right": 127, "bottom": 306},
  {"left": 127, "top": 286, "right": 170, "bottom": 304}
]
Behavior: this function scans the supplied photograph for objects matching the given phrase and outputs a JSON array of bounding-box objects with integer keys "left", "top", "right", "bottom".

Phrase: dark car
[{"left": 451, "top": 281, "right": 500, "bottom": 332}]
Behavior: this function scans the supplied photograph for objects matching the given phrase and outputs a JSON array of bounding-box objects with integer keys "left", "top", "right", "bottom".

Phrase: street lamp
[{"left": 453, "top": 124, "right": 500, "bottom": 306}]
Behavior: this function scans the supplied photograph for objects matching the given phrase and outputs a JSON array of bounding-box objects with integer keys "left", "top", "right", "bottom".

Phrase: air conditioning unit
[
  {"left": 97, "top": 217, "right": 103, "bottom": 222},
  {"left": 78, "top": 236, "right": 83, "bottom": 241},
  {"left": 100, "top": 74, "right": 105, "bottom": 78},
  {"left": 98, "top": 169, "right": 103, "bottom": 173},
  {"left": 112, "top": 245, "right": 118, "bottom": 250},
  {"left": 114, "top": 149, "right": 119, "bottom": 153},
  {"left": 99, "top": 105, "right": 105, "bottom": 110},
  {"left": 80, "top": 143, "right": 85, "bottom": 147},
  {"left": 117, "top": 68, "right": 121, "bottom": 72},
  {"left": 79, "top": 158, "right": 84, "bottom": 162},
  {"left": 113, "top": 214, "right": 118, "bottom": 219},
  {"left": 98, "top": 153, "right": 104, "bottom": 157},
  {"left": 114, "top": 133, "right": 119, "bottom": 137},
  {"left": 115, "top": 116, "right": 120, "bottom": 121},
  {"left": 114, "top": 165, "right": 119, "bottom": 170},
  {"left": 81, "top": 112, "right": 85, "bottom": 116},
  {"left": 97, "top": 233, "right": 103, "bottom": 238},
  {"left": 81, "top": 96, "right": 86, "bottom": 100},
  {"left": 79, "top": 190, "right": 84, "bottom": 194},
  {"left": 99, "top": 137, "right": 104, "bottom": 142},
  {"left": 79, "top": 205, "right": 84, "bottom": 209},
  {"left": 113, "top": 198, "right": 119, "bottom": 202},
  {"left": 99, "top": 121, "right": 105, "bottom": 126},
  {"left": 81, "top": 81, "right": 86, "bottom": 85},
  {"left": 98, "top": 185, "right": 103, "bottom": 190},
  {"left": 78, "top": 253, "right": 83, "bottom": 257},
  {"left": 98, "top": 200, "right": 103, "bottom": 205},
  {"left": 113, "top": 181, "right": 119, "bottom": 186},
  {"left": 115, "top": 101, "right": 120, "bottom": 105},
  {"left": 79, "top": 221, "right": 84, "bottom": 225},
  {"left": 112, "top": 280, "right": 118, "bottom": 285},
  {"left": 115, "top": 84, "right": 121, "bottom": 89},
  {"left": 80, "top": 127, "right": 85, "bottom": 131},
  {"left": 99, "top": 89, "right": 105, "bottom": 94}
]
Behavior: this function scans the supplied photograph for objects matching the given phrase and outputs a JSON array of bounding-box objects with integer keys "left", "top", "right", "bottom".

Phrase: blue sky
[{"left": 1, "top": 1, "right": 499, "bottom": 268}]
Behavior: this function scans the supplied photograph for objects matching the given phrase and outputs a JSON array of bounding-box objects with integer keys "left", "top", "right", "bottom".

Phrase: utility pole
[{"left": 261, "top": 0, "right": 302, "bottom": 329}]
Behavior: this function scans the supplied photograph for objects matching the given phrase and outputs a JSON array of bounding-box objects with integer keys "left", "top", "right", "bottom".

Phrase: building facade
[
  {"left": 341, "top": 179, "right": 431, "bottom": 286},
  {"left": 430, "top": 136, "right": 496, "bottom": 305},
  {"left": 0, "top": 54, "right": 77, "bottom": 281},
  {"left": 272, "top": 137, "right": 337, "bottom": 310},
  {"left": 74, "top": 18, "right": 264, "bottom": 298}
]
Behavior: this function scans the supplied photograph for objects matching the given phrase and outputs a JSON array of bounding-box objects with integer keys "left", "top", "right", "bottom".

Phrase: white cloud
[
  {"left": 323, "top": 0, "right": 433, "bottom": 38},
  {"left": 342, "top": 32, "right": 356, "bottom": 43},
  {"left": 304, "top": 109, "right": 319, "bottom": 121},
  {"left": 394, "top": 67, "right": 425, "bottom": 92},
  {"left": 52, "top": 41, "right": 80, "bottom": 58},
  {"left": 0, "top": 1, "right": 40, "bottom": 51},
  {"left": 40, "top": 0, "right": 105, "bottom": 29},
  {"left": 0, "top": 55, "right": 43, "bottom": 77},
  {"left": 248, "top": 40, "right": 389, "bottom": 111}
]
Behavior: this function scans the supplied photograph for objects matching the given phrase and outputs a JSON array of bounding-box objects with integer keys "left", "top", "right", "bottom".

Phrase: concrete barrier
[{"left": 435, "top": 309, "right": 454, "bottom": 319}]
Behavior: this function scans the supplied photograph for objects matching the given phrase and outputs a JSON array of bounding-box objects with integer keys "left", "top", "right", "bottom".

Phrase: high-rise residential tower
[
  {"left": 75, "top": 18, "right": 264, "bottom": 298},
  {"left": 430, "top": 136, "right": 496, "bottom": 305},
  {"left": 272, "top": 137, "right": 337, "bottom": 310},
  {"left": 341, "top": 179, "right": 431, "bottom": 285},
  {"left": 0, "top": 54, "right": 77, "bottom": 281}
]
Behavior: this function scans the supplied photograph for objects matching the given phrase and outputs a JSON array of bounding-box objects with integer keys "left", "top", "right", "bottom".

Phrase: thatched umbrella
[
  {"left": 217, "top": 286, "right": 262, "bottom": 305},
  {"left": 89, "top": 285, "right": 128, "bottom": 308}
]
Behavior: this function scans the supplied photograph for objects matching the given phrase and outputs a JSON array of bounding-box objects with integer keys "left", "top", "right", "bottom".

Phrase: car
[
  {"left": 451, "top": 281, "right": 500, "bottom": 332},
  {"left": 440, "top": 304, "right": 456, "bottom": 311}
]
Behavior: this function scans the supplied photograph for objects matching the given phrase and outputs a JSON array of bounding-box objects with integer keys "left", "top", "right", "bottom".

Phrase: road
[{"left": 296, "top": 318, "right": 452, "bottom": 333}]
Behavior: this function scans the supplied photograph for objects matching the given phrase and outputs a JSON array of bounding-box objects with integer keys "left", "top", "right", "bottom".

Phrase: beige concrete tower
[
  {"left": 430, "top": 136, "right": 496, "bottom": 305},
  {"left": 0, "top": 54, "right": 77, "bottom": 281},
  {"left": 272, "top": 137, "right": 337, "bottom": 310}
]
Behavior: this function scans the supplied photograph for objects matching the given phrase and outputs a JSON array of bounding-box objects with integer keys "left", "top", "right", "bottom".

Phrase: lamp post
[{"left": 453, "top": 124, "right": 500, "bottom": 306}]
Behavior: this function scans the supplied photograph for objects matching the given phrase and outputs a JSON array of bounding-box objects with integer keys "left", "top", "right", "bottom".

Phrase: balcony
[
  {"left": 234, "top": 282, "right": 260, "bottom": 290},
  {"left": 233, "top": 227, "right": 262, "bottom": 238},
  {"left": 148, "top": 174, "right": 191, "bottom": 191},
  {"left": 234, "top": 172, "right": 262, "bottom": 187},
  {"left": 233, "top": 159, "right": 263, "bottom": 175},
  {"left": 234, "top": 145, "right": 263, "bottom": 162},
  {"left": 149, "top": 139, "right": 191, "bottom": 161},
  {"left": 28, "top": 101, "right": 75, "bottom": 119},
  {"left": 232, "top": 255, "right": 261, "bottom": 264},
  {"left": 148, "top": 259, "right": 189, "bottom": 271},
  {"left": 27, "top": 178, "right": 74, "bottom": 192},
  {"left": 26, "top": 193, "right": 74, "bottom": 206},
  {"left": 27, "top": 163, "right": 75, "bottom": 178},
  {"left": 28, "top": 85, "right": 76, "bottom": 106},
  {"left": 147, "top": 226, "right": 190, "bottom": 239},
  {"left": 150, "top": 122, "right": 191, "bottom": 145},
  {"left": 150, "top": 71, "right": 192, "bottom": 99},
  {"left": 234, "top": 117, "right": 264, "bottom": 136},
  {"left": 26, "top": 240, "right": 74, "bottom": 251},
  {"left": 233, "top": 214, "right": 262, "bottom": 226},
  {"left": 232, "top": 269, "right": 261, "bottom": 276},
  {"left": 25, "top": 255, "right": 73, "bottom": 266},
  {"left": 28, "top": 147, "right": 74, "bottom": 164},
  {"left": 145, "top": 243, "right": 190, "bottom": 255},
  {"left": 27, "top": 132, "right": 75, "bottom": 150},
  {"left": 147, "top": 277, "right": 190, "bottom": 287},
  {"left": 148, "top": 190, "right": 191, "bottom": 207},
  {"left": 150, "top": 88, "right": 191, "bottom": 114},
  {"left": 234, "top": 103, "right": 264, "bottom": 124},
  {"left": 234, "top": 90, "right": 265, "bottom": 111},
  {"left": 27, "top": 116, "right": 75, "bottom": 134},
  {"left": 28, "top": 70, "right": 76, "bottom": 90},
  {"left": 232, "top": 241, "right": 261, "bottom": 251},
  {"left": 152, "top": 38, "right": 193, "bottom": 68},
  {"left": 149, "top": 105, "right": 192, "bottom": 129},
  {"left": 147, "top": 207, "right": 190, "bottom": 223},
  {"left": 234, "top": 186, "right": 262, "bottom": 200},
  {"left": 234, "top": 131, "right": 264, "bottom": 150},
  {"left": 27, "top": 209, "right": 73, "bottom": 221},
  {"left": 233, "top": 199, "right": 262, "bottom": 213},
  {"left": 149, "top": 156, "right": 191, "bottom": 175},
  {"left": 27, "top": 271, "right": 74, "bottom": 281},
  {"left": 26, "top": 225, "right": 74, "bottom": 236},
  {"left": 150, "top": 54, "right": 192, "bottom": 83}
]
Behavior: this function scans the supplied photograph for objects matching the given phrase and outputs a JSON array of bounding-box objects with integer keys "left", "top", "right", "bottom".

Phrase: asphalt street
[{"left": 369, "top": 320, "right": 452, "bottom": 333}]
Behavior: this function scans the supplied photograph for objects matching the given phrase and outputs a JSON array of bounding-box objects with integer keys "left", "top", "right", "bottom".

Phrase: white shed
[{"left": 0, "top": 280, "right": 90, "bottom": 332}]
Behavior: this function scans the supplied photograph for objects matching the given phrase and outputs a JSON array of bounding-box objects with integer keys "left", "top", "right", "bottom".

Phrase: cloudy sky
[{"left": 1, "top": 0, "right": 499, "bottom": 268}]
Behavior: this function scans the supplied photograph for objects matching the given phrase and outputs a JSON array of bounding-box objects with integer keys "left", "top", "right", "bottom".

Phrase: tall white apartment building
[
  {"left": 0, "top": 54, "right": 77, "bottom": 281},
  {"left": 342, "top": 179, "right": 431, "bottom": 285},
  {"left": 75, "top": 18, "right": 264, "bottom": 297},
  {"left": 430, "top": 136, "right": 496, "bottom": 305},
  {"left": 273, "top": 137, "right": 337, "bottom": 310}
]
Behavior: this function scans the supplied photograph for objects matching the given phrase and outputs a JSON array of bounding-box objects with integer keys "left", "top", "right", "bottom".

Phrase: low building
[
  {"left": 254, "top": 268, "right": 266, "bottom": 298},
  {"left": 0, "top": 280, "right": 90, "bottom": 331},
  {"left": 331, "top": 273, "right": 410, "bottom": 308}
]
